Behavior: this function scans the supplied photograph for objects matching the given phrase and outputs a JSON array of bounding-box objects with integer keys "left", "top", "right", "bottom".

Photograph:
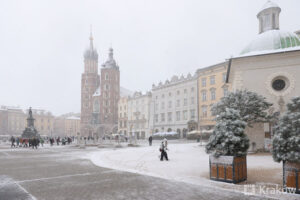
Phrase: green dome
[{"left": 241, "top": 30, "right": 300, "bottom": 55}]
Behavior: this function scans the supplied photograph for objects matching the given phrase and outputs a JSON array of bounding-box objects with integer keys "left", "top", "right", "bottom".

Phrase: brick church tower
[
  {"left": 100, "top": 48, "right": 120, "bottom": 127},
  {"left": 80, "top": 32, "right": 100, "bottom": 136}
]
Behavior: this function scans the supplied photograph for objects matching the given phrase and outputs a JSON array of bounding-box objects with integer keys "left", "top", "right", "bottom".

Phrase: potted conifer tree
[
  {"left": 206, "top": 108, "right": 249, "bottom": 183},
  {"left": 272, "top": 96, "right": 300, "bottom": 194},
  {"left": 206, "top": 90, "right": 272, "bottom": 183}
]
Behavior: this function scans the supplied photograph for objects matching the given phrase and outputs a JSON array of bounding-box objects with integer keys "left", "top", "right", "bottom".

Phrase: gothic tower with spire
[
  {"left": 100, "top": 48, "right": 120, "bottom": 127},
  {"left": 80, "top": 31, "right": 100, "bottom": 136}
]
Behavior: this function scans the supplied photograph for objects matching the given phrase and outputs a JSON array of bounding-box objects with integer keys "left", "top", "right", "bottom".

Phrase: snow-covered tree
[
  {"left": 272, "top": 96, "right": 300, "bottom": 163},
  {"left": 211, "top": 90, "right": 273, "bottom": 126},
  {"left": 206, "top": 108, "right": 249, "bottom": 157}
]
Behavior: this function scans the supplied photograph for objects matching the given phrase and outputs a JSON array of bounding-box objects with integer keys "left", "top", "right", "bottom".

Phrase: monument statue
[{"left": 21, "top": 107, "right": 40, "bottom": 139}]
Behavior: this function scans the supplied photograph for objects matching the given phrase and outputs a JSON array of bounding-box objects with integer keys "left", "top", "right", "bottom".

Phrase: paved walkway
[{"left": 0, "top": 146, "right": 273, "bottom": 200}]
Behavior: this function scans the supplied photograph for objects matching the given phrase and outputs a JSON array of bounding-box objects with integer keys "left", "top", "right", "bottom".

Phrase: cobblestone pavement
[{"left": 0, "top": 146, "right": 272, "bottom": 200}]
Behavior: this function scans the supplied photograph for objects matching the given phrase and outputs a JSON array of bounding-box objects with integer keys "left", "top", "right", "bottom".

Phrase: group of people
[
  {"left": 10, "top": 136, "right": 73, "bottom": 148},
  {"left": 10, "top": 136, "right": 41, "bottom": 149},
  {"left": 49, "top": 137, "right": 72, "bottom": 146}
]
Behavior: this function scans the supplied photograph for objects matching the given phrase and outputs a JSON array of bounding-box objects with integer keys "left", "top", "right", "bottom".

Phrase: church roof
[
  {"left": 260, "top": 0, "right": 280, "bottom": 13},
  {"left": 93, "top": 86, "right": 101, "bottom": 97},
  {"left": 102, "top": 48, "right": 119, "bottom": 69},
  {"left": 241, "top": 30, "right": 300, "bottom": 55}
]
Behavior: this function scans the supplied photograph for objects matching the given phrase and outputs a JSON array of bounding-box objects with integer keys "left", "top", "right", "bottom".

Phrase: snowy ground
[{"left": 87, "top": 142, "right": 298, "bottom": 200}]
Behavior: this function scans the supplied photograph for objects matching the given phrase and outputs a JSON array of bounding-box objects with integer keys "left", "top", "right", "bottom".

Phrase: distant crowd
[{"left": 10, "top": 136, "right": 73, "bottom": 149}]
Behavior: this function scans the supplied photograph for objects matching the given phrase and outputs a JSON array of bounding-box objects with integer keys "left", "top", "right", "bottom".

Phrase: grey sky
[{"left": 0, "top": 0, "right": 299, "bottom": 116}]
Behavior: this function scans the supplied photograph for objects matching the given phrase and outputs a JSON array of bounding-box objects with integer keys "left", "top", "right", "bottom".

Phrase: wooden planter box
[
  {"left": 209, "top": 155, "right": 247, "bottom": 183},
  {"left": 283, "top": 161, "right": 300, "bottom": 194}
]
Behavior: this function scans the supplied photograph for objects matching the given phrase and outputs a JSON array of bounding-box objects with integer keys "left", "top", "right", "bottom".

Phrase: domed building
[{"left": 227, "top": 1, "right": 300, "bottom": 151}]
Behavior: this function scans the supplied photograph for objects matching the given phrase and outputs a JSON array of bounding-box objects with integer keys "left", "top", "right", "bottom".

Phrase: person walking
[
  {"left": 16, "top": 137, "right": 20, "bottom": 147},
  {"left": 10, "top": 136, "right": 16, "bottom": 148},
  {"left": 148, "top": 136, "right": 153, "bottom": 146},
  {"left": 40, "top": 138, "right": 44, "bottom": 147},
  {"left": 160, "top": 139, "right": 168, "bottom": 161}
]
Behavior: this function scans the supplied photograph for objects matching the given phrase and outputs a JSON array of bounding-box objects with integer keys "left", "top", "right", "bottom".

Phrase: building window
[
  {"left": 155, "top": 103, "right": 158, "bottom": 111},
  {"left": 210, "top": 88, "right": 216, "bottom": 100},
  {"left": 184, "top": 98, "right": 187, "bottom": 106},
  {"left": 176, "top": 111, "right": 180, "bottom": 121},
  {"left": 191, "top": 97, "right": 194, "bottom": 105},
  {"left": 161, "top": 113, "right": 165, "bottom": 122},
  {"left": 161, "top": 102, "right": 165, "bottom": 109},
  {"left": 222, "top": 73, "right": 227, "bottom": 83},
  {"left": 223, "top": 87, "right": 229, "bottom": 97},
  {"left": 167, "top": 112, "right": 172, "bottom": 122},
  {"left": 201, "top": 90, "right": 207, "bottom": 101},
  {"left": 168, "top": 92, "right": 172, "bottom": 97},
  {"left": 155, "top": 114, "right": 158, "bottom": 123},
  {"left": 162, "top": 94, "right": 165, "bottom": 98},
  {"left": 190, "top": 109, "right": 195, "bottom": 120},
  {"left": 184, "top": 89, "right": 187, "bottom": 94},
  {"left": 105, "top": 84, "right": 109, "bottom": 90},
  {"left": 201, "top": 78, "right": 206, "bottom": 87},
  {"left": 202, "top": 106, "right": 207, "bottom": 117},
  {"left": 120, "top": 113, "right": 122, "bottom": 118},
  {"left": 168, "top": 101, "right": 172, "bottom": 108},
  {"left": 183, "top": 110, "right": 187, "bottom": 120},
  {"left": 176, "top": 100, "right": 180, "bottom": 107},
  {"left": 191, "top": 87, "right": 194, "bottom": 92},
  {"left": 105, "top": 73, "right": 109, "bottom": 80},
  {"left": 210, "top": 76, "right": 215, "bottom": 85},
  {"left": 177, "top": 90, "right": 180, "bottom": 95}
]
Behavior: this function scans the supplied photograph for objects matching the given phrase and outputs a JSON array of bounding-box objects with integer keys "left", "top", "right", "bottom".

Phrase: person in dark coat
[
  {"left": 160, "top": 141, "right": 168, "bottom": 161},
  {"left": 10, "top": 136, "right": 16, "bottom": 148},
  {"left": 148, "top": 136, "right": 153, "bottom": 146}
]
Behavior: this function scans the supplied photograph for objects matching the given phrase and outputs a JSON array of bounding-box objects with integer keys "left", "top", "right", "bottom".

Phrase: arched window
[{"left": 93, "top": 99, "right": 100, "bottom": 113}]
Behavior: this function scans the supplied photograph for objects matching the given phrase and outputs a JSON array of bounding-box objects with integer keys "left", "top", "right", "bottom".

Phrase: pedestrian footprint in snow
[{"left": 159, "top": 138, "right": 168, "bottom": 161}]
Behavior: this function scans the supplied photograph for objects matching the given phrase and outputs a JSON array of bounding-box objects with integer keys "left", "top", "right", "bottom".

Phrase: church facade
[
  {"left": 80, "top": 33, "right": 120, "bottom": 137},
  {"left": 227, "top": 1, "right": 300, "bottom": 151}
]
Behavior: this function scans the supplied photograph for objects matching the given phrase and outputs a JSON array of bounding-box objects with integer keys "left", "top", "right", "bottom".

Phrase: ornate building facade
[
  {"left": 127, "top": 92, "right": 152, "bottom": 139},
  {"left": 149, "top": 74, "right": 198, "bottom": 138},
  {"left": 197, "top": 61, "right": 230, "bottom": 132},
  {"left": 80, "top": 32, "right": 120, "bottom": 137}
]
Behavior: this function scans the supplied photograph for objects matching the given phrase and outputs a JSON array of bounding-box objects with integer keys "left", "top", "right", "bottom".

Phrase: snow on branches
[
  {"left": 272, "top": 96, "right": 300, "bottom": 163},
  {"left": 206, "top": 108, "right": 249, "bottom": 157},
  {"left": 211, "top": 90, "right": 273, "bottom": 126}
]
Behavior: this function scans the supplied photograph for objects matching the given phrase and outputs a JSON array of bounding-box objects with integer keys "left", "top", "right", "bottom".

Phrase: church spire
[
  {"left": 89, "top": 25, "right": 94, "bottom": 50},
  {"left": 109, "top": 47, "right": 114, "bottom": 61}
]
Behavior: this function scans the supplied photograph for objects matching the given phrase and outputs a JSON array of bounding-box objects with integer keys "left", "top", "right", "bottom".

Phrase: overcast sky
[{"left": 0, "top": 0, "right": 299, "bottom": 116}]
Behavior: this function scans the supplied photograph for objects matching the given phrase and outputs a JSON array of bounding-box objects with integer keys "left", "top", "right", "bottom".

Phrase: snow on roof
[
  {"left": 260, "top": 0, "right": 279, "bottom": 12},
  {"left": 120, "top": 87, "right": 134, "bottom": 97},
  {"left": 235, "top": 45, "right": 300, "bottom": 59},
  {"left": 240, "top": 30, "right": 300, "bottom": 55},
  {"left": 93, "top": 86, "right": 101, "bottom": 97},
  {"left": 66, "top": 116, "right": 80, "bottom": 120},
  {"left": 153, "top": 132, "right": 178, "bottom": 137}
]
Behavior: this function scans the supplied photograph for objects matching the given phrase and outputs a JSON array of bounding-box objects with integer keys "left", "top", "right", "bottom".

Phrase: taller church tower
[{"left": 80, "top": 32, "right": 100, "bottom": 136}]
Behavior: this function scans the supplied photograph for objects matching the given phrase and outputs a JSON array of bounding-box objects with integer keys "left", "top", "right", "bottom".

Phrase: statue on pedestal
[{"left": 21, "top": 107, "right": 40, "bottom": 139}]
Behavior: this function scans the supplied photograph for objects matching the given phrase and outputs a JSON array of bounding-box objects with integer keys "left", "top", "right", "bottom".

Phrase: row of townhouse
[
  {"left": 0, "top": 106, "right": 55, "bottom": 136},
  {"left": 117, "top": 61, "right": 231, "bottom": 139}
]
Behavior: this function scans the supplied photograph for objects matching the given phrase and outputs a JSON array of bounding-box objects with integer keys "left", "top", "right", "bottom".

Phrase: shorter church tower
[{"left": 100, "top": 48, "right": 120, "bottom": 127}]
